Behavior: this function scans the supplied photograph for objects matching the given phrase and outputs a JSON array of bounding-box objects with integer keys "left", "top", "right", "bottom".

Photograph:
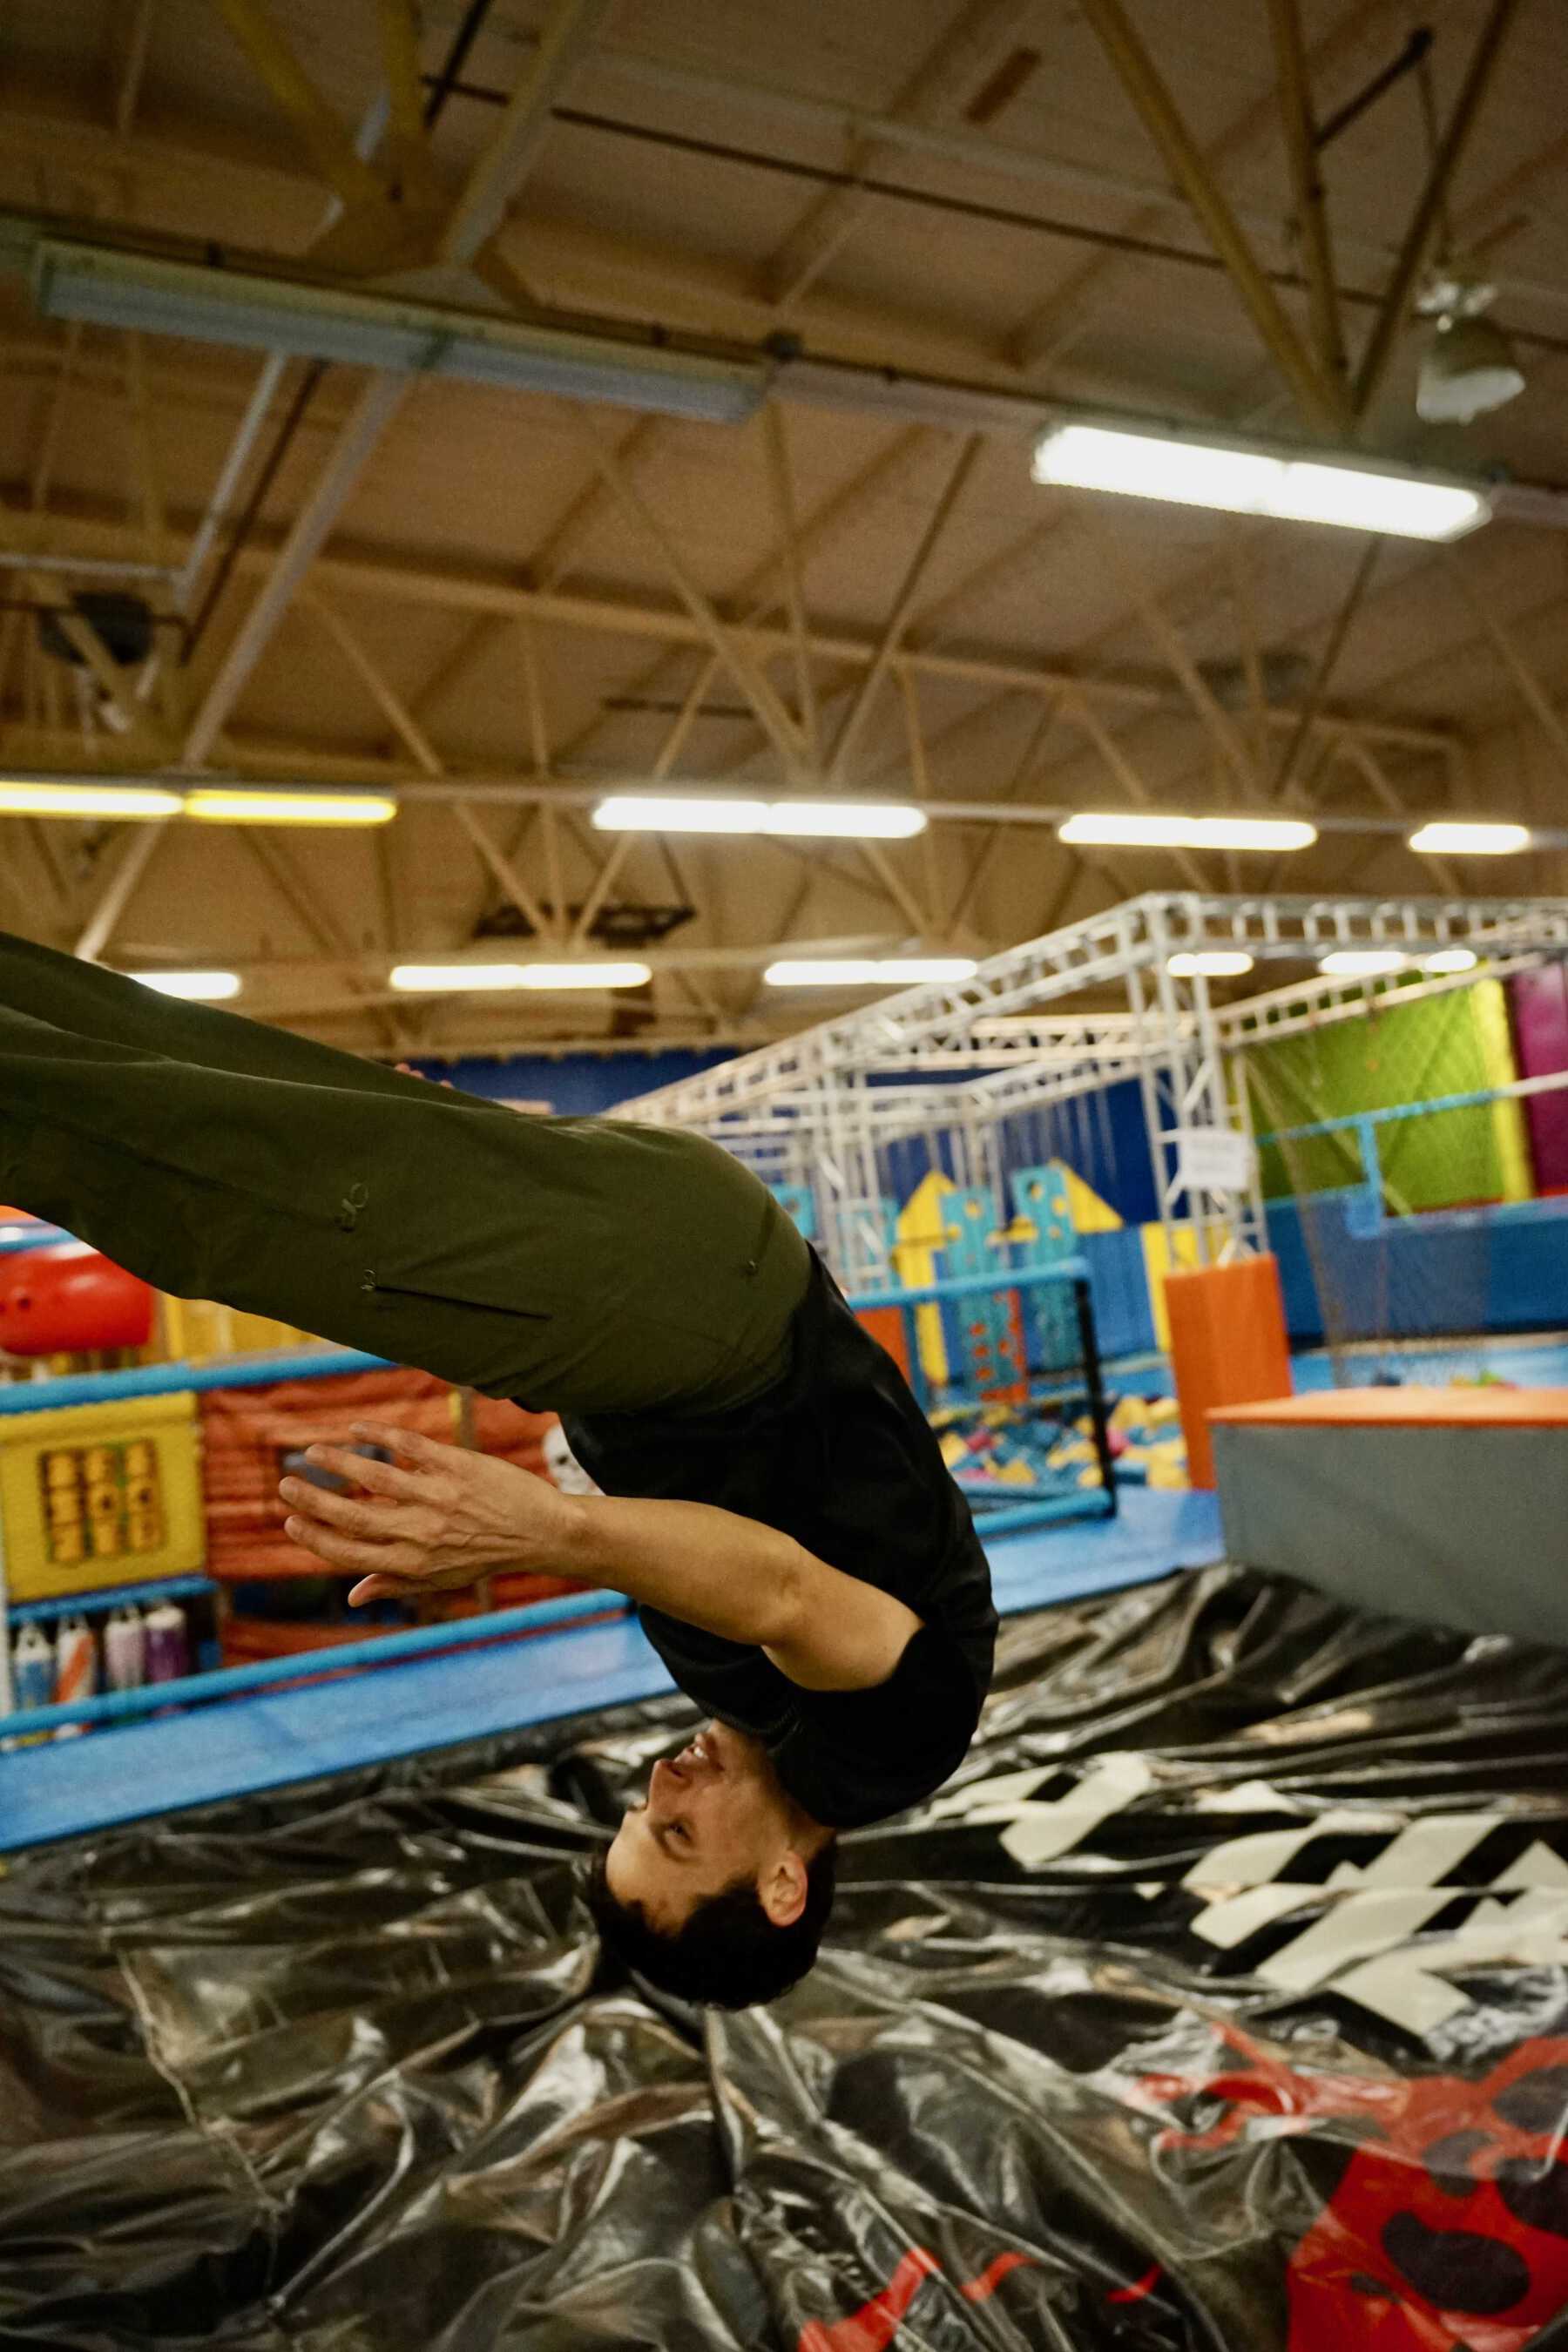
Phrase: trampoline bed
[{"left": 7, "top": 1562, "right": 1568, "bottom": 2350}]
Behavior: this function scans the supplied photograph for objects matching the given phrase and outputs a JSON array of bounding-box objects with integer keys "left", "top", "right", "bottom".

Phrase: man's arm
[
  {"left": 564, "top": 1490, "right": 923, "bottom": 1693},
  {"left": 280, "top": 1423, "right": 923, "bottom": 1694}
]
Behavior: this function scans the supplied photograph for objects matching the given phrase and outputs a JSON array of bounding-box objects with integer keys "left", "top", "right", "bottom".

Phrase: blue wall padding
[
  {"left": 1080, "top": 1229, "right": 1159, "bottom": 1360},
  {"left": 1264, "top": 1193, "right": 1568, "bottom": 1342},
  {"left": 407, "top": 1047, "right": 733, "bottom": 1116},
  {"left": 1075, "top": 1078, "right": 1162, "bottom": 1227}
]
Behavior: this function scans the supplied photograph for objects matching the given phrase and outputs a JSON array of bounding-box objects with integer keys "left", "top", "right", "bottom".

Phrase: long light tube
[
  {"left": 767, "top": 799, "right": 926, "bottom": 838},
  {"left": 592, "top": 794, "right": 926, "bottom": 839},
  {"left": 185, "top": 790, "right": 397, "bottom": 826},
  {"left": 764, "top": 957, "right": 977, "bottom": 988},
  {"left": 389, "top": 962, "right": 652, "bottom": 992},
  {"left": 1032, "top": 420, "right": 1490, "bottom": 541},
  {"left": 1423, "top": 947, "right": 1479, "bottom": 974},
  {"left": 127, "top": 970, "right": 242, "bottom": 1000},
  {"left": 1166, "top": 950, "right": 1254, "bottom": 978},
  {"left": 1060, "top": 812, "right": 1316, "bottom": 851},
  {"left": 0, "top": 781, "right": 182, "bottom": 819},
  {"left": 1409, "top": 821, "right": 1532, "bottom": 855},
  {"left": 1319, "top": 949, "right": 1409, "bottom": 977}
]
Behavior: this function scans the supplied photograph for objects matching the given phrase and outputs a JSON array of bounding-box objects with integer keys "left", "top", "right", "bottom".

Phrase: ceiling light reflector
[
  {"left": 32, "top": 240, "right": 767, "bottom": 424},
  {"left": 1417, "top": 314, "right": 1525, "bottom": 426},
  {"left": 1032, "top": 421, "right": 1490, "bottom": 541}
]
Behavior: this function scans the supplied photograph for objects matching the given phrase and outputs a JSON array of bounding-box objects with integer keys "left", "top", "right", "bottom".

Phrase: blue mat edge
[{"left": 0, "top": 1490, "right": 1223, "bottom": 1855}]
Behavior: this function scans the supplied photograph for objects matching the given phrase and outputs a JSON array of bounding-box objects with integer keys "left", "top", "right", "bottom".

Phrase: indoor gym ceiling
[{"left": 0, "top": 0, "right": 1565, "bottom": 1059}]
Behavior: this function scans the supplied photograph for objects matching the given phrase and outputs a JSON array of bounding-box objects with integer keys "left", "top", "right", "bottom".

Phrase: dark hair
[{"left": 585, "top": 1837, "right": 838, "bottom": 2010}]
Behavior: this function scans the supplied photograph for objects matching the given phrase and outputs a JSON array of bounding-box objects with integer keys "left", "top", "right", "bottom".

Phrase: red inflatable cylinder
[{"left": 0, "top": 1242, "right": 155, "bottom": 1355}]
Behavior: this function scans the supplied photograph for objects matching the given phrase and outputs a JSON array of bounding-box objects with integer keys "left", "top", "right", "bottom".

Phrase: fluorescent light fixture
[
  {"left": 764, "top": 957, "right": 978, "bottom": 988},
  {"left": 765, "top": 799, "right": 926, "bottom": 839},
  {"left": 1409, "top": 820, "right": 1531, "bottom": 855},
  {"left": 594, "top": 795, "right": 769, "bottom": 835},
  {"left": 32, "top": 240, "right": 767, "bottom": 425},
  {"left": 1423, "top": 946, "right": 1479, "bottom": 975},
  {"left": 1059, "top": 811, "right": 1193, "bottom": 847},
  {"left": 127, "top": 970, "right": 242, "bottom": 1001},
  {"left": 1319, "top": 949, "right": 1409, "bottom": 977},
  {"left": 1060, "top": 812, "right": 1315, "bottom": 851},
  {"left": 0, "top": 780, "right": 181, "bottom": 820},
  {"left": 1031, "top": 419, "right": 1490, "bottom": 542},
  {"left": 185, "top": 789, "right": 397, "bottom": 826},
  {"left": 592, "top": 794, "right": 926, "bottom": 839},
  {"left": 389, "top": 962, "right": 651, "bottom": 993},
  {"left": 1166, "top": 950, "right": 1255, "bottom": 978},
  {"left": 510, "top": 963, "right": 652, "bottom": 990},
  {"left": 1192, "top": 817, "right": 1316, "bottom": 851}
]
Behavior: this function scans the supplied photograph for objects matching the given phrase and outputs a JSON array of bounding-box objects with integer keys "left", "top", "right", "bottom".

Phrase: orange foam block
[
  {"left": 1163, "top": 1254, "right": 1292, "bottom": 1490},
  {"left": 855, "top": 1305, "right": 912, "bottom": 1383}
]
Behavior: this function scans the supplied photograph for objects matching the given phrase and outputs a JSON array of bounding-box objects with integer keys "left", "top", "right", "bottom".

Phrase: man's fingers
[
  {"left": 280, "top": 1477, "right": 404, "bottom": 1541},
  {"left": 348, "top": 1572, "right": 415, "bottom": 1606},
  {"left": 348, "top": 1420, "right": 447, "bottom": 1467},
  {"left": 284, "top": 1516, "right": 420, "bottom": 1576},
  {"left": 301, "top": 1443, "right": 424, "bottom": 1502}
]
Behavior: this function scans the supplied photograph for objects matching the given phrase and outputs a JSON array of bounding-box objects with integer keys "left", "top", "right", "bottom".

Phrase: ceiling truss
[{"left": 0, "top": 0, "right": 1562, "bottom": 1051}]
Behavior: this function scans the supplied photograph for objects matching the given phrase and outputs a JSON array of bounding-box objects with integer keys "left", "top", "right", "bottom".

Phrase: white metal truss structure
[{"left": 612, "top": 893, "right": 1568, "bottom": 1284}]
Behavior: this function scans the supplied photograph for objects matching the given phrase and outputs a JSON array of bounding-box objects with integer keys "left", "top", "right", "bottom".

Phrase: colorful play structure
[
  {"left": 619, "top": 891, "right": 1568, "bottom": 1378},
  {"left": 3, "top": 889, "right": 1568, "bottom": 1829},
  {"left": 618, "top": 887, "right": 1568, "bottom": 1608}
]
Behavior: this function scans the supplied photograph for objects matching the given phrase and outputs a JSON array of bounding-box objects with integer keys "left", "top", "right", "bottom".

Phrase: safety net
[
  {"left": 1245, "top": 975, "right": 1561, "bottom": 1388},
  {"left": 6, "top": 1563, "right": 1568, "bottom": 2349}
]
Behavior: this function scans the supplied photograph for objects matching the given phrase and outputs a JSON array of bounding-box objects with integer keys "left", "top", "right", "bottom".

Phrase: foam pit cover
[{"left": 6, "top": 1564, "right": 1568, "bottom": 2349}]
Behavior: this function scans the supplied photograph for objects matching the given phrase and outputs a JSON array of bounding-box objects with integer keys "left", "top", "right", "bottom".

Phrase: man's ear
[{"left": 760, "top": 1848, "right": 808, "bottom": 1930}]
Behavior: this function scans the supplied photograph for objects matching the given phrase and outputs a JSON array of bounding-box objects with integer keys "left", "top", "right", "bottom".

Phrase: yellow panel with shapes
[{"left": 0, "top": 1392, "right": 204, "bottom": 1601}]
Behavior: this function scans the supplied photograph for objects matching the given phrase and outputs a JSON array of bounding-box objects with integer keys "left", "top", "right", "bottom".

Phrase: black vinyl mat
[{"left": 7, "top": 1563, "right": 1568, "bottom": 2349}]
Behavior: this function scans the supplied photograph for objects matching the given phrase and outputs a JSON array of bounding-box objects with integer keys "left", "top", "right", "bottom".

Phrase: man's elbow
[{"left": 766, "top": 1541, "right": 815, "bottom": 1650}]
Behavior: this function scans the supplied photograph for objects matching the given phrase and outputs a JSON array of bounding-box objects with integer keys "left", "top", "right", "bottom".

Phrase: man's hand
[{"left": 279, "top": 1420, "right": 582, "bottom": 1607}]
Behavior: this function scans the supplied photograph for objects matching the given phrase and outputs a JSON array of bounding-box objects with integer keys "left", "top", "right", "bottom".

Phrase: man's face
[{"left": 605, "top": 1720, "right": 812, "bottom": 1934}]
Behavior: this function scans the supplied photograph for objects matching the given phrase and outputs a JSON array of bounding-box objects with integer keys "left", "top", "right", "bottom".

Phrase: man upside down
[{"left": 0, "top": 930, "right": 996, "bottom": 2008}]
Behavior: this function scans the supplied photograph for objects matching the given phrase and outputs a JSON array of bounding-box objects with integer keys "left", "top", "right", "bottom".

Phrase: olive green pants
[{"left": 0, "top": 933, "right": 808, "bottom": 1416}]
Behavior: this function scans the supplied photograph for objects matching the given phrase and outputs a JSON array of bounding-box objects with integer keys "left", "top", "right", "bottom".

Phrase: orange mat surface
[{"left": 1213, "top": 1386, "right": 1568, "bottom": 1429}]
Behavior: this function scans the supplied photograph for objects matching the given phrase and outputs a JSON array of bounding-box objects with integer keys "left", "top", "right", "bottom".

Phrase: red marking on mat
[
  {"left": 959, "top": 2251, "right": 1034, "bottom": 2301},
  {"left": 1107, "top": 2264, "right": 1162, "bottom": 2304},
  {"left": 1135, "top": 2025, "right": 1568, "bottom": 2349},
  {"left": 796, "top": 2247, "right": 939, "bottom": 2350}
]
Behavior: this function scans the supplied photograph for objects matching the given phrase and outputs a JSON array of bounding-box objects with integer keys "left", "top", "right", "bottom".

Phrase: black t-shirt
[{"left": 562, "top": 1248, "right": 997, "bottom": 1828}]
